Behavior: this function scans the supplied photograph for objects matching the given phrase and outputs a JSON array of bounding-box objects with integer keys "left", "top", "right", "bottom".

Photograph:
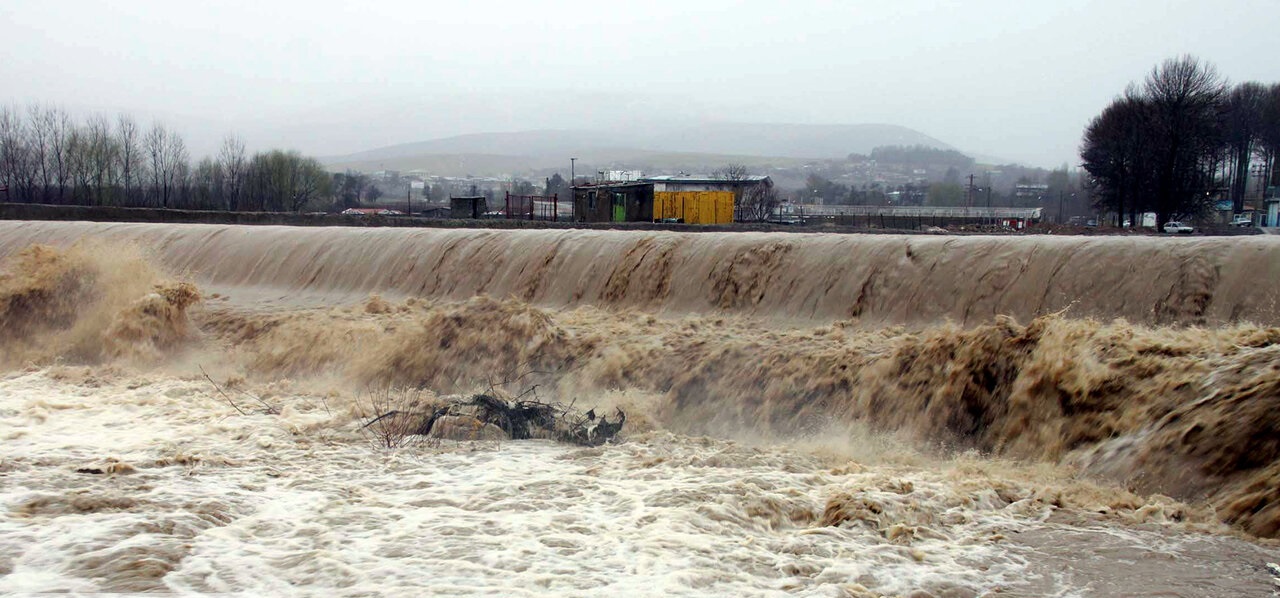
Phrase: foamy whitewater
[{"left": 3, "top": 221, "right": 1280, "bottom": 596}]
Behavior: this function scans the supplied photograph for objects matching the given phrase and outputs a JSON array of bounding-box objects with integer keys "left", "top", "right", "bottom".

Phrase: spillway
[{"left": 2, "top": 220, "right": 1278, "bottom": 325}]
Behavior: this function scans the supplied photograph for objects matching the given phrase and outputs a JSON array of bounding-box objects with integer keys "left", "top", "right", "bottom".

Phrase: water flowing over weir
[
  {"left": 4, "top": 220, "right": 1280, "bottom": 325},
  {"left": 7, "top": 222, "right": 1280, "bottom": 594}
]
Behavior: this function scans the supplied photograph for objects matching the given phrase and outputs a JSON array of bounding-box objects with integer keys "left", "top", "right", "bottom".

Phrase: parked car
[
  {"left": 1163, "top": 221, "right": 1194, "bottom": 234},
  {"left": 1232, "top": 215, "right": 1254, "bottom": 227}
]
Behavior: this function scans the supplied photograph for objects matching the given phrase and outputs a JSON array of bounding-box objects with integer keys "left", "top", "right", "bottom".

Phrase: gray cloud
[{"left": 4, "top": 0, "right": 1279, "bottom": 166}]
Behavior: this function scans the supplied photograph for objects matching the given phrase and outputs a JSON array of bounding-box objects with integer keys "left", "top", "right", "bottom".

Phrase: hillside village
[{"left": 338, "top": 144, "right": 1095, "bottom": 226}]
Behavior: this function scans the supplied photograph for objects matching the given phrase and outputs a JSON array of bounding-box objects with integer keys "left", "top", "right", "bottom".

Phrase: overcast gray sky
[{"left": 4, "top": 0, "right": 1279, "bottom": 167}]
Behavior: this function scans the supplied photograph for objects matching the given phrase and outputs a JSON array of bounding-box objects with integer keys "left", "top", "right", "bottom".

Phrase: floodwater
[{"left": 3, "top": 221, "right": 1280, "bottom": 596}]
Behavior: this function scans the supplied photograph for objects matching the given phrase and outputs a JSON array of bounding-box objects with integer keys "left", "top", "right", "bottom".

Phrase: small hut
[
  {"left": 450, "top": 196, "right": 488, "bottom": 219},
  {"left": 572, "top": 183, "right": 654, "bottom": 223}
]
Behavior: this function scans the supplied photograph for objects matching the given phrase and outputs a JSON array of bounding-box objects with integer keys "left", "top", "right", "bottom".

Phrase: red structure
[{"left": 505, "top": 192, "right": 562, "bottom": 221}]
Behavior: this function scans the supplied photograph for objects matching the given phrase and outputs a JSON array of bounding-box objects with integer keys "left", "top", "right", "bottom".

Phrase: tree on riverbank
[
  {"left": 0, "top": 105, "right": 334, "bottom": 212},
  {"left": 1081, "top": 56, "right": 1280, "bottom": 228}
]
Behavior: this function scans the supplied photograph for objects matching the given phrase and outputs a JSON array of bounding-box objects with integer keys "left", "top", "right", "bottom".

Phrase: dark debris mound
[{"left": 365, "top": 393, "right": 626, "bottom": 447}]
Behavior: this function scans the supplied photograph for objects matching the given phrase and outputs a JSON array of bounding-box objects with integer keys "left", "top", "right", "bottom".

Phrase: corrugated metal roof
[{"left": 571, "top": 182, "right": 652, "bottom": 189}]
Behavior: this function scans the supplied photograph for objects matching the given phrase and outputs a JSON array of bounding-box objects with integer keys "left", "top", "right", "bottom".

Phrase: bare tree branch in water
[{"left": 200, "top": 365, "right": 279, "bottom": 416}]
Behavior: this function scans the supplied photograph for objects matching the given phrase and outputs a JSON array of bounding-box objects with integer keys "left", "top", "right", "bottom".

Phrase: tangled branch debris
[
  {"left": 200, "top": 366, "right": 279, "bottom": 415},
  {"left": 364, "top": 394, "right": 626, "bottom": 447}
]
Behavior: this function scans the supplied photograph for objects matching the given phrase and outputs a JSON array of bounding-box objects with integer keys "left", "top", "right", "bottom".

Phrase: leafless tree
[
  {"left": 1222, "top": 82, "right": 1267, "bottom": 212},
  {"left": 169, "top": 131, "right": 191, "bottom": 207},
  {"left": 1142, "top": 55, "right": 1227, "bottom": 226},
  {"left": 26, "top": 105, "right": 54, "bottom": 202},
  {"left": 1082, "top": 55, "right": 1227, "bottom": 228},
  {"left": 65, "top": 125, "right": 93, "bottom": 201},
  {"left": 21, "top": 105, "right": 75, "bottom": 203},
  {"left": 191, "top": 157, "right": 222, "bottom": 209},
  {"left": 714, "top": 163, "right": 778, "bottom": 221},
  {"left": 84, "top": 114, "right": 118, "bottom": 205},
  {"left": 145, "top": 123, "right": 166, "bottom": 206},
  {"left": 218, "top": 134, "right": 246, "bottom": 211},
  {"left": 145, "top": 123, "right": 188, "bottom": 207},
  {"left": 1260, "top": 83, "right": 1280, "bottom": 190},
  {"left": 116, "top": 114, "right": 143, "bottom": 205},
  {"left": 738, "top": 182, "right": 781, "bottom": 222},
  {"left": 47, "top": 107, "right": 73, "bottom": 203},
  {"left": 0, "top": 106, "right": 35, "bottom": 201},
  {"left": 243, "top": 149, "right": 330, "bottom": 212},
  {"left": 712, "top": 162, "right": 749, "bottom": 181}
]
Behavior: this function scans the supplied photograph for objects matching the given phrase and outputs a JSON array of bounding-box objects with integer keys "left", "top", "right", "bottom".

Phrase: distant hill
[
  {"left": 325, "top": 148, "right": 818, "bottom": 177},
  {"left": 323, "top": 123, "right": 956, "bottom": 175}
]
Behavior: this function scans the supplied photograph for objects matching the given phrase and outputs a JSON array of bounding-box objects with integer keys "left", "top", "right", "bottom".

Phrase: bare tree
[
  {"left": 0, "top": 105, "right": 332, "bottom": 212},
  {"left": 739, "top": 183, "right": 781, "bottom": 222},
  {"left": 145, "top": 123, "right": 188, "bottom": 207},
  {"left": 145, "top": 123, "right": 166, "bottom": 206},
  {"left": 1082, "top": 91, "right": 1153, "bottom": 226},
  {"left": 0, "top": 106, "right": 35, "bottom": 202},
  {"left": 1260, "top": 83, "right": 1280, "bottom": 191},
  {"left": 65, "top": 125, "right": 93, "bottom": 202},
  {"left": 192, "top": 157, "right": 221, "bottom": 209},
  {"left": 712, "top": 163, "right": 749, "bottom": 182},
  {"left": 335, "top": 169, "right": 369, "bottom": 207},
  {"left": 714, "top": 163, "right": 777, "bottom": 221},
  {"left": 1082, "top": 56, "right": 1227, "bottom": 228},
  {"left": 167, "top": 131, "right": 190, "bottom": 208},
  {"left": 116, "top": 114, "right": 142, "bottom": 205},
  {"left": 243, "top": 149, "right": 331, "bottom": 212},
  {"left": 1222, "top": 82, "right": 1267, "bottom": 212},
  {"left": 84, "top": 114, "right": 118, "bottom": 205},
  {"left": 47, "top": 107, "right": 73, "bottom": 203},
  {"left": 26, "top": 105, "right": 54, "bottom": 202},
  {"left": 218, "top": 134, "right": 246, "bottom": 211},
  {"left": 1142, "top": 55, "right": 1227, "bottom": 226}
]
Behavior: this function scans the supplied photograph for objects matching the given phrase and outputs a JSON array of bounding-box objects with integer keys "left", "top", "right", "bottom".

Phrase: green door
[{"left": 612, "top": 192, "right": 626, "bottom": 222}]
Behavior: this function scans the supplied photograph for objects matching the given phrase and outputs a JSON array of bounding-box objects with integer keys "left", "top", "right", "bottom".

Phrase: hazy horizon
[{"left": 4, "top": 0, "right": 1280, "bottom": 167}]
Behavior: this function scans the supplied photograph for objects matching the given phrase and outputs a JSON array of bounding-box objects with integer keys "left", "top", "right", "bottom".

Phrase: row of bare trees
[
  {"left": 1081, "top": 55, "right": 1280, "bottom": 228},
  {"left": 0, "top": 105, "right": 331, "bottom": 212}
]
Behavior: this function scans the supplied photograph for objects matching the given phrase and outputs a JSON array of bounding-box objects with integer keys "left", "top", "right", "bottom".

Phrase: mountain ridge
[{"left": 323, "top": 122, "right": 960, "bottom": 173}]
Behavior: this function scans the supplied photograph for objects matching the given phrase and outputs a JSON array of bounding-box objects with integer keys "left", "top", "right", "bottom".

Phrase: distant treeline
[
  {"left": 861, "top": 145, "right": 975, "bottom": 171},
  {"left": 0, "top": 105, "right": 331, "bottom": 212},
  {"left": 1082, "top": 55, "right": 1280, "bottom": 227}
]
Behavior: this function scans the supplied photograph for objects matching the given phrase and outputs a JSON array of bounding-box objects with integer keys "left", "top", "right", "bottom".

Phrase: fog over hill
[{"left": 323, "top": 122, "right": 959, "bottom": 176}]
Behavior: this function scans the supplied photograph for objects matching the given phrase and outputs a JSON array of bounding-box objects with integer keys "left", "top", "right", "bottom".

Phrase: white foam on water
[
  {"left": 0, "top": 369, "right": 1046, "bottom": 597},
  {"left": 4, "top": 370, "right": 1278, "bottom": 597}
]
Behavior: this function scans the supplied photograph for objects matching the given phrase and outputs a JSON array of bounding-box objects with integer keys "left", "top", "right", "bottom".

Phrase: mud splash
[{"left": 0, "top": 243, "right": 200, "bottom": 366}]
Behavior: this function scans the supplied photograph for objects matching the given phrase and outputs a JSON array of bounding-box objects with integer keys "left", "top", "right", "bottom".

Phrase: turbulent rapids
[{"left": 4, "top": 221, "right": 1280, "bottom": 596}]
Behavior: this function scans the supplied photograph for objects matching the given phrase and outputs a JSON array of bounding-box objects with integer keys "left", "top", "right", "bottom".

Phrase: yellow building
[{"left": 652, "top": 191, "right": 735, "bottom": 224}]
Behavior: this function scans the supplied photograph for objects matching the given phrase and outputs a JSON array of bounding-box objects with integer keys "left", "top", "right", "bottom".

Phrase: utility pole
[
  {"left": 967, "top": 174, "right": 975, "bottom": 208},
  {"left": 571, "top": 157, "right": 577, "bottom": 188},
  {"left": 1058, "top": 190, "right": 1064, "bottom": 224},
  {"left": 406, "top": 185, "right": 412, "bottom": 217}
]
